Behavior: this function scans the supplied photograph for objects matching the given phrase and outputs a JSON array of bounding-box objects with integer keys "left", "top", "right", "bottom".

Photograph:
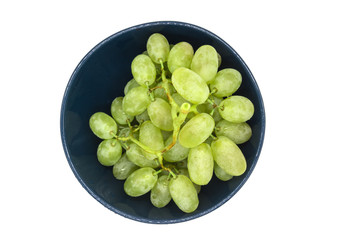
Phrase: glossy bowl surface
[{"left": 60, "top": 21, "right": 265, "bottom": 224}]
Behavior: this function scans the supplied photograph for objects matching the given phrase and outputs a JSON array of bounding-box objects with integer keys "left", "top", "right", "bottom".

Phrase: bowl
[{"left": 60, "top": 21, "right": 265, "bottom": 224}]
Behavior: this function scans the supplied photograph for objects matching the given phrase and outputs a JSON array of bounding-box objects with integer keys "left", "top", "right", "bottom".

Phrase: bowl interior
[{"left": 61, "top": 21, "right": 265, "bottom": 224}]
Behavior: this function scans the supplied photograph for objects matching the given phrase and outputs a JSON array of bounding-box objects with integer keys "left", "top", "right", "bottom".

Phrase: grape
[
  {"left": 171, "top": 67, "right": 209, "bottom": 104},
  {"left": 89, "top": 112, "right": 117, "bottom": 139},
  {"left": 163, "top": 134, "right": 189, "bottom": 162},
  {"left": 167, "top": 42, "right": 194, "bottom": 73},
  {"left": 146, "top": 33, "right": 170, "bottom": 64},
  {"left": 169, "top": 175, "right": 199, "bottom": 213},
  {"left": 113, "top": 153, "right": 139, "bottom": 180},
  {"left": 135, "top": 110, "right": 150, "bottom": 124},
  {"left": 124, "top": 78, "right": 139, "bottom": 95},
  {"left": 215, "top": 119, "right": 252, "bottom": 144},
  {"left": 191, "top": 45, "right": 218, "bottom": 83},
  {"left": 218, "top": 95, "right": 254, "bottom": 123},
  {"left": 110, "top": 97, "right": 134, "bottom": 125},
  {"left": 126, "top": 143, "right": 159, "bottom": 168},
  {"left": 178, "top": 113, "right": 215, "bottom": 148},
  {"left": 147, "top": 98, "right": 173, "bottom": 131},
  {"left": 217, "top": 52, "right": 222, "bottom": 67},
  {"left": 187, "top": 143, "right": 214, "bottom": 185},
  {"left": 150, "top": 175, "right": 172, "bottom": 208},
  {"left": 97, "top": 139, "right": 122, "bottom": 166},
  {"left": 211, "top": 136, "right": 246, "bottom": 176},
  {"left": 131, "top": 54, "right": 156, "bottom": 86},
  {"left": 139, "top": 121, "right": 164, "bottom": 160},
  {"left": 122, "top": 86, "right": 151, "bottom": 116},
  {"left": 210, "top": 68, "right": 242, "bottom": 98},
  {"left": 214, "top": 161, "right": 233, "bottom": 181},
  {"left": 124, "top": 167, "right": 158, "bottom": 197}
]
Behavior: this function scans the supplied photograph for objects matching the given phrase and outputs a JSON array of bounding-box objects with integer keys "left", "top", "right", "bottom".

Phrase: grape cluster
[{"left": 89, "top": 33, "right": 254, "bottom": 213}]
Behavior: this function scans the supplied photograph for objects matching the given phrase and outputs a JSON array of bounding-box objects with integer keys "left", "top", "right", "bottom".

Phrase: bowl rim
[{"left": 60, "top": 20, "right": 266, "bottom": 224}]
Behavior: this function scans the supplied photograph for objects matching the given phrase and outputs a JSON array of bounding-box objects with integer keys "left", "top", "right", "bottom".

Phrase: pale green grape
[
  {"left": 217, "top": 52, "right": 222, "bottom": 67},
  {"left": 135, "top": 110, "right": 150, "bottom": 124},
  {"left": 122, "top": 86, "right": 151, "bottom": 116},
  {"left": 150, "top": 175, "right": 172, "bottom": 208},
  {"left": 97, "top": 139, "right": 122, "bottom": 166},
  {"left": 211, "top": 136, "right": 246, "bottom": 176},
  {"left": 169, "top": 175, "right": 199, "bottom": 213},
  {"left": 147, "top": 98, "right": 173, "bottom": 131},
  {"left": 178, "top": 113, "right": 215, "bottom": 148},
  {"left": 126, "top": 143, "right": 159, "bottom": 168},
  {"left": 172, "top": 67, "right": 209, "bottom": 104},
  {"left": 131, "top": 54, "right": 156, "bottom": 86},
  {"left": 146, "top": 33, "right": 170, "bottom": 64},
  {"left": 113, "top": 153, "right": 139, "bottom": 180},
  {"left": 167, "top": 42, "right": 194, "bottom": 73},
  {"left": 187, "top": 143, "right": 214, "bottom": 185},
  {"left": 215, "top": 119, "right": 252, "bottom": 144},
  {"left": 163, "top": 135, "right": 189, "bottom": 162},
  {"left": 124, "top": 79, "right": 139, "bottom": 95},
  {"left": 174, "top": 159, "right": 187, "bottom": 169},
  {"left": 110, "top": 97, "right": 134, "bottom": 125},
  {"left": 214, "top": 161, "right": 233, "bottom": 181},
  {"left": 89, "top": 112, "right": 117, "bottom": 139},
  {"left": 124, "top": 167, "right": 158, "bottom": 197},
  {"left": 139, "top": 121, "right": 164, "bottom": 160},
  {"left": 218, "top": 95, "right": 254, "bottom": 123},
  {"left": 191, "top": 45, "right": 218, "bottom": 83},
  {"left": 210, "top": 68, "right": 242, "bottom": 98}
]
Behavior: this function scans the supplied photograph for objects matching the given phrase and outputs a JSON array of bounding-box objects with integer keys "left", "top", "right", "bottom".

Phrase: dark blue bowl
[{"left": 60, "top": 21, "right": 265, "bottom": 224}]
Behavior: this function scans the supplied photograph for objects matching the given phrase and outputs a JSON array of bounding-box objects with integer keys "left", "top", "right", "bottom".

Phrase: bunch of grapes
[{"left": 89, "top": 33, "right": 254, "bottom": 213}]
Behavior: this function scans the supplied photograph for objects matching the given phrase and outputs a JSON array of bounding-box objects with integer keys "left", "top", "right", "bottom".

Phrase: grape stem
[{"left": 115, "top": 59, "right": 190, "bottom": 176}]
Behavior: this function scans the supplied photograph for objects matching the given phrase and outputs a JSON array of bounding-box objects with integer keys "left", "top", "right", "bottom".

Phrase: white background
[{"left": 1, "top": 0, "right": 336, "bottom": 239}]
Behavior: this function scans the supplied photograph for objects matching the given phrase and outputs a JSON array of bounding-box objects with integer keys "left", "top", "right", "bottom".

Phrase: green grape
[
  {"left": 163, "top": 135, "right": 190, "bottom": 162},
  {"left": 218, "top": 95, "right": 254, "bottom": 123},
  {"left": 210, "top": 68, "right": 242, "bottom": 98},
  {"left": 187, "top": 143, "right": 214, "bottom": 185},
  {"left": 139, "top": 121, "right": 164, "bottom": 160},
  {"left": 190, "top": 45, "right": 218, "bottom": 83},
  {"left": 167, "top": 42, "right": 194, "bottom": 73},
  {"left": 122, "top": 86, "right": 151, "bottom": 116},
  {"left": 131, "top": 54, "right": 156, "bottom": 86},
  {"left": 89, "top": 112, "right": 117, "bottom": 139},
  {"left": 110, "top": 97, "right": 134, "bottom": 125},
  {"left": 178, "top": 113, "right": 215, "bottom": 148},
  {"left": 135, "top": 110, "right": 150, "bottom": 124},
  {"left": 211, "top": 136, "right": 247, "bottom": 176},
  {"left": 214, "top": 161, "right": 233, "bottom": 181},
  {"left": 124, "top": 167, "right": 158, "bottom": 197},
  {"left": 113, "top": 153, "right": 139, "bottom": 180},
  {"left": 215, "top": 119, "right": 252, "bottom": 144},
  {"left": 150, "top": 175, "right": 172, "bottom": 208},
  {"left": 169, "top": 175, "right": 199, "bottom": 213},
  {"left": 171, "top": 67, "right": 209, "bottom": 104},
  {"left": 147, "top": 98, "right": 173, "bottom": 131},
  {"left": 126, "top": 143, "right": 159, "bottom": 168},
  {"left": 174, "top": 159, "right": 187, "bottom": 169},
  {"left": 124, "top": 79, "right": 140, "bottom": 95},
  {"left": 217, "top": 52, "right": 222, "bottom": 67},
  {"left": 97, "top": 139, "right": 122, "bottom": 166},
  {"left": 146, "top": 33, "right": 170, "bottom": 64}
]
